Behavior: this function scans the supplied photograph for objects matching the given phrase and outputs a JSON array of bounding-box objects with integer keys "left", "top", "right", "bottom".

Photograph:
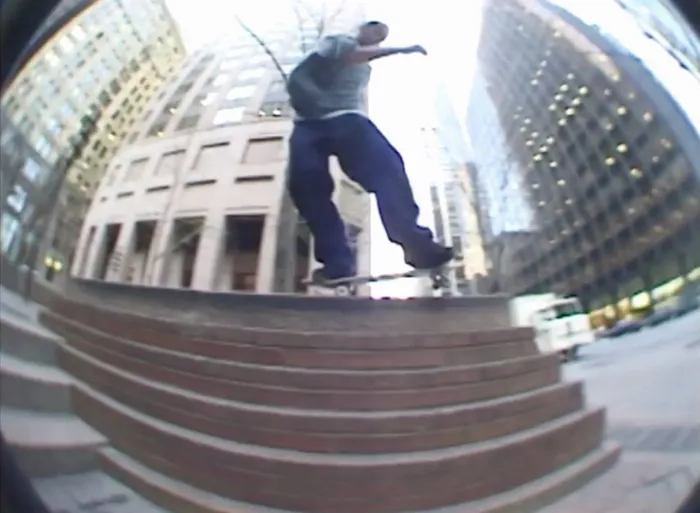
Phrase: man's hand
[
  {"left": 402, "top": 44, "right": 427, "bottom": 56},
  {"left": 348, "top": 44, "right": 427, "bottom": 64}
]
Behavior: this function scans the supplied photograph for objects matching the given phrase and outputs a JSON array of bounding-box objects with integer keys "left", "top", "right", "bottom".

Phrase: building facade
[
  {"left": 419, "top": 125, "right": 486, "bottom": 294},
  {"left": 71, "top": 10, "right": 372, "bottom": 295},
  {"left": 469, "top": 0, "right": 700, "bottom": 318},
  {"left": 0, "top": 0, "right": 185, "bottom": 282},
  {"left": 466, "top": 72, "right": 537, "bottom": 292}
]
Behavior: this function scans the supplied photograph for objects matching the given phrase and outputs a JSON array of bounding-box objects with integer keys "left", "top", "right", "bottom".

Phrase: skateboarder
[{"left": 286, "top": 20, "right": 453, "bottom": 282}]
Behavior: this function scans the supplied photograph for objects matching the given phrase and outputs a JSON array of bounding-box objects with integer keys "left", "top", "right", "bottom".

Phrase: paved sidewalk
[
  {"left": 541, "top": 451, "right": 699, "bottom": 513},
  {"left": 32, "top": 471, "right": 167, "bottom": 513},
  {"left": 0, "top": 285, "right": 42, "bottom": 322},
  {"left": 545, "top": 312, "right": 700, "bottom": 513}
]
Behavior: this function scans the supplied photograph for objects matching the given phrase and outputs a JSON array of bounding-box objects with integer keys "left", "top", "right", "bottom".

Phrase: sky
[{"left": 162, "top": 0, "right": 700, "bottom": 297}]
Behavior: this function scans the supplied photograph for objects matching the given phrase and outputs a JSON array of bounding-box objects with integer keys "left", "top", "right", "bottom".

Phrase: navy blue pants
[{"left": 288, "top": 114, "right": 434, "bottom": 278}]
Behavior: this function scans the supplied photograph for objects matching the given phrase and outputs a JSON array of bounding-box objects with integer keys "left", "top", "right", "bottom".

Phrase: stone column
[
  {"left": 145, "top": 218, "right": 174, "bottom": 287},
  {"left": 190, "top": 213, "right": 226, "bottom": 291},
  {"left": 70, "top": 224, "right": 95, "bottom": 277},
  {"left": 80, "top": 224, "right": 107, "bottom": 279},
  {"left": 104, "top": 220, "right": 136, "bottom": 283},
  {"left": 256, "top": 213, "right": 280, "bottom": 293}
]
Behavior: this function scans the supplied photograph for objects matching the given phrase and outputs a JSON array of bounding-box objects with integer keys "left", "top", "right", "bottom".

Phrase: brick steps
[
  {"left": 60, "top": 342, "right": 584, "bottom": 453},
  {"left": 99, "top": 442, "right": 621, "bottom": 513},
  {"left": 35, "top": 283, "right": 619, "bottom": 513},
  {"left": 43, "top": 312, "right": 542, "bottom": 386},
  {"left": 41, "top": 310, "right": 538, "bottom": 370},
  {"left": 53, "top": 329, "right": 556, "bottom": 412},
  {"left": 53, "top": 283, "right": 513, "bottom": 332},
  {"left": 46, "top": 297, "right": 533, "bottom": 348},
  {"left": 72, "top": 380, "right": 606, "bottom": 513}
]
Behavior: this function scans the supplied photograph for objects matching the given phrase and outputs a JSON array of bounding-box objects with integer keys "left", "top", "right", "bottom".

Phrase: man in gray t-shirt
[{"left": 287, "top": 21, "right": 453, "bottom": 282}]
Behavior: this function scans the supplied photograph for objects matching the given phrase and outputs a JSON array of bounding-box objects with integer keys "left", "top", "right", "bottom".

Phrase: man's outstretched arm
[
  {"left": 347, "top": 44, "right": 427, "bottom": 64},
  {"left": 317, "top": 35, "right": 426, "bottom": 64}
]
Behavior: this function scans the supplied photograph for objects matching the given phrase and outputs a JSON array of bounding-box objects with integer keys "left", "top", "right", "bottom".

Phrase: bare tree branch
[
  {"left": 291, "top": 1, "right": 311, "bottom": 54},
  {"left": 318, "top": 0, "right": 348, "bottom": 39},
  {"left": 234, "top": 14, "right": 289, "bottom": 84}
]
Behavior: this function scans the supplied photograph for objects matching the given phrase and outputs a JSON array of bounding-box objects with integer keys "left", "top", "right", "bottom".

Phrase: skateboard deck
[{"left": 303, "top": 264, "right": 459, "bottom": 296}]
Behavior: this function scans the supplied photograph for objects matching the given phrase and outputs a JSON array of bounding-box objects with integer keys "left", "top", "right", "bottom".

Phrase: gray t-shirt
[{"left": 300, "top": 34, "right": 370, "bottom": 119}]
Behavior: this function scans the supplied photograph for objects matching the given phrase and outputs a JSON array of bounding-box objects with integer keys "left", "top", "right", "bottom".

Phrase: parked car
[
  {"left": 641, "top": 307, "right": 678, "bottom": 327},
  {"left": 599, "top": 318, "right": 645, "bottom": 338}
]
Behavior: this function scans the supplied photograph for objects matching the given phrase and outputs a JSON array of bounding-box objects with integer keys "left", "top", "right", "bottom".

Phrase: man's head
[{"left": 356, "top": 21, "right": 389, "bottom": 46}]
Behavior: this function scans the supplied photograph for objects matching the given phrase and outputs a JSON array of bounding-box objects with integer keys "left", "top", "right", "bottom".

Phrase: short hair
[{"left": 361, "top": 20, "right": 386, "bottom": 28}]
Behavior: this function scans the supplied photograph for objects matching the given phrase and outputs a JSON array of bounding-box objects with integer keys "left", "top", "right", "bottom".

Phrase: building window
[
  {"left": 226, "top": 85, "right": 256, "bottom": 101},
  {"left": 44, "top": 50, "right": 60, "bottom": 67},
  {"left": 156, "top": 150, "right": 186, "bottom": 176},
  {"left": 163, "top": 101, "right": 180, "bottom": 115},
  {"left": 22, "top": 157, "right": 44, "bottom": 183},
  {"left": 34, "top": 134, "right": 52, "bottom": 160},
  {"left": 1, "top": 213, "right": 21, "bottom": 254},
  {"left": 197, "top": 92, "right": 217, "bottom": 106},
  {"left": 6, "top": 184, "right": 28, "bottom": 213},
  {"left": 193, "top": 142, "right": 230, "bottom": 171},
  {"left": 213, "top": 107, "right": 245, "bottom": 126},
  {"left": 177, "top": 115, "right": 199, "bottom": 131},
  {"left": 211, "top": 73, "right": 229, "bottom": 87},
  {"left": 124, "top": 158, "right": 148, "bottom": 181},
  {"left": 242, "top": 137, "right": 284, "bottom": 164},
  {"left": 238, "top": 68, "right": 265, "bottom": 81},
  {"left": 258, "top": 102, "right": 289, "bottom": 118},
  {"left": 235, "top": 175, "right": 274, "bottom": 183},
  {"left": 147, "top": 123, "right": 166, "bottom": 137}
]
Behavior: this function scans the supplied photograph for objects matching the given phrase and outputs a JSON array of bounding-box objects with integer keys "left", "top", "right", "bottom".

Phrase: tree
[{"left": 233, "top": 0, "right": 349, "bottom": 292}]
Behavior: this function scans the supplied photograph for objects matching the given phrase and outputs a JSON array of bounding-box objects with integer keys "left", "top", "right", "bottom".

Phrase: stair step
[
  {"left": 32, "top": 471, "right": 169, "bottom": 513},
  {"left": 64, "top": 342, "right": 582, "bottom": 453},
  {"left": 74, "top": 382, "right": 606, "bottom": 511},
  {"left": 0, "top": 352, "right": 72, "bottom": 412},
  {"left": 45, "top": 309, "right": 537, "bottom": 372},
  {"left": 100, "top": 441, "right": 621, "bottom": 513},
  {"left": 52, "top": 286, "right": 513, "bottom": 333},
  {"left": 48, "top": 310, "right": 547, "bottom": 389},
  {"left": 60, "top": 337, "right": 558, "bottom": 411},
  {"left": 1, "top": 309, "right": 61, "bottom": 366},
  {"left": 42, "top": 305, "right": 533, "bottom": 349},
  {"left": 1, "top": 407, "right": 106, "bottom": 478},
  {"left": 0, "top": 287, "right": 41, "bottom": 322}
]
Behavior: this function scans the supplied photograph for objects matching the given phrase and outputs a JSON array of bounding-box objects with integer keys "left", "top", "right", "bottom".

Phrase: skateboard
[{"left": 303, "top": 264, "right": 458, "bottom": 297}]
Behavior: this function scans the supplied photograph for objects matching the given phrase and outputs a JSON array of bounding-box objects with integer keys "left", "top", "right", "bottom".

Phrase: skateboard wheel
[{"left": 334, "top": 285, "right": 354, "bottom": 296}]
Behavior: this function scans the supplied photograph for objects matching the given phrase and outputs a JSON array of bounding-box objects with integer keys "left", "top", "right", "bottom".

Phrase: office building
[
  {"left": 419, "top": 125, "right": 486, "bottom": 294},
  {"left": 70, "top": 7, "right": 372, "bottom": 295},
  {"left": 468, "top": 0, "right": 700, "bottom": 319},
  {"left": 0, "top": 0, "right": 185, "bottom": 282}
]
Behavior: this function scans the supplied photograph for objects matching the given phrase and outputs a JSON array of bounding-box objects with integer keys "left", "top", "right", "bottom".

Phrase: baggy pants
[{"left": 288, "top": 113, "right": 434, "bottom": 278}]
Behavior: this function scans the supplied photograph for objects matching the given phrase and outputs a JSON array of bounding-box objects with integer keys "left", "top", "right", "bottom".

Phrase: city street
[
  {"left": 565, "top": 309, "right": 700, "bottom": 427},
  {"left": 540, "top": 309, "right": 700, "bottom": 513}
]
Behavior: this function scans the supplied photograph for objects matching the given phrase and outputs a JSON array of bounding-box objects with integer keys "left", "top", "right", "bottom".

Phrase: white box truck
[{"left": 509, "top": 294, "right": 595, "bottom": 361}]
